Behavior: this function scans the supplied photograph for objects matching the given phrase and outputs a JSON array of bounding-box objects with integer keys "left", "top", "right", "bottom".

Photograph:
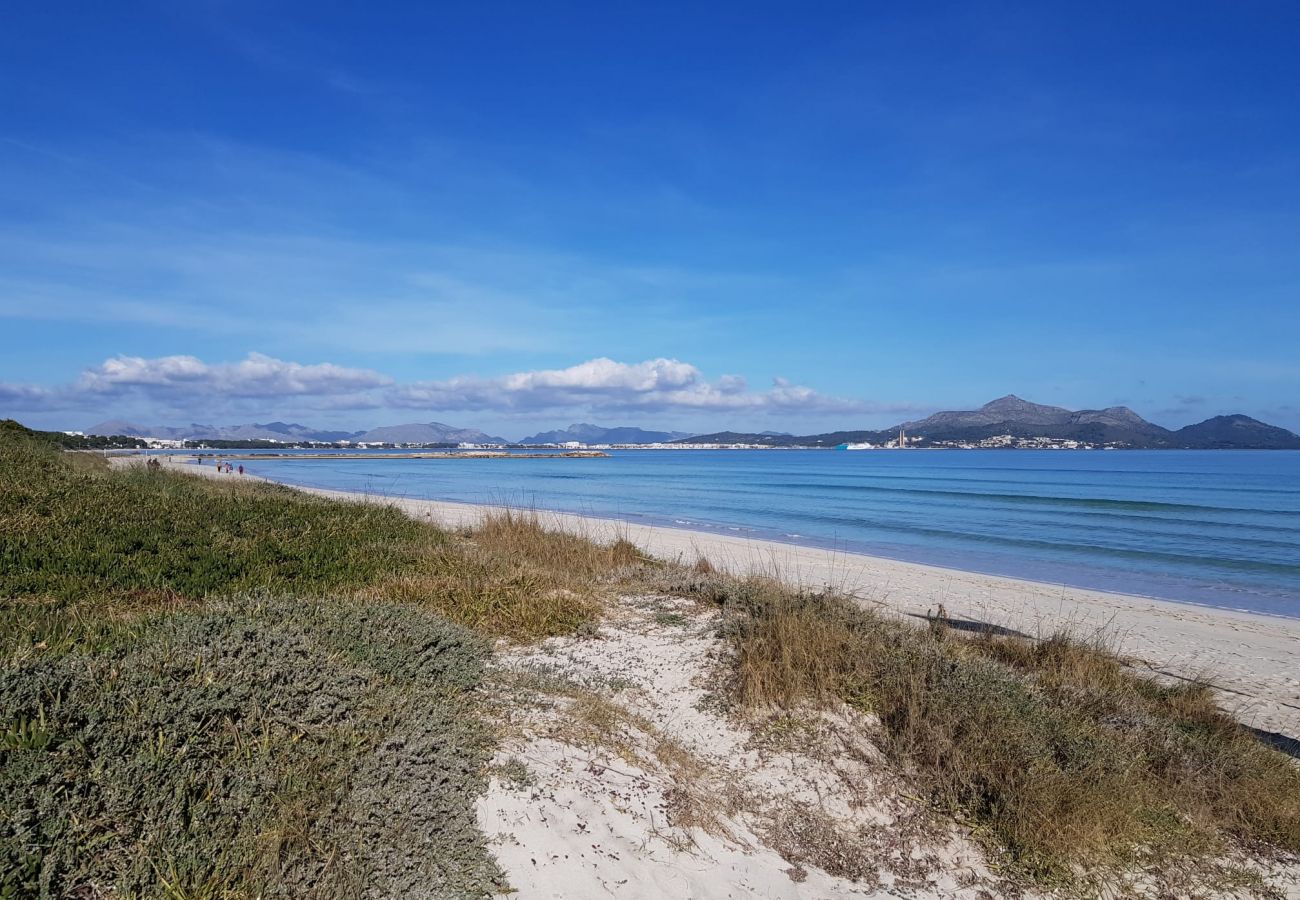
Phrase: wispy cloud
[{"left": 0, "top": 220, "right": 738, "bottom": 357}]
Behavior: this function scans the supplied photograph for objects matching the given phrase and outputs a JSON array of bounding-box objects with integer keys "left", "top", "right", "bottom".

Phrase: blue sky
[{"left": 3, "top": 1, "right": 1298, "bottom": 438}]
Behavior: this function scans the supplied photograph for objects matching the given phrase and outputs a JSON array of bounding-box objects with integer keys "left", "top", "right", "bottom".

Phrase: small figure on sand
[{"left": 238, "top": 465, "right": 244, "bottom": 476}]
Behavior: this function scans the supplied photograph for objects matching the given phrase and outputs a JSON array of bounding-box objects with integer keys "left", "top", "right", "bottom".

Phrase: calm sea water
[{"left": 215, "top": 449, "right": 1300, "bottom": 618}]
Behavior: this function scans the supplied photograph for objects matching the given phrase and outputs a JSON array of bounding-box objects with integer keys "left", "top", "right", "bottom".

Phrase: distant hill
[
  {"left": 217, "top": 421, "right": 361, "bottom": 443},
  {"left": 518, "top": 423, "right": 695, "bottom": 445},
  {"left": 86, "top": 420, "right": 363, "bottom": 443},
  {"left": 890, "top": 395, "right": 1177, "bottom": 447},
  {"left": 356, "top": 422, "right": 508, "bottom": 445},
  {"left": 1172, "top": 415, "right": 1300, "bottom": 450},
  {"left": 677, "top": 396, "right": 1300, "bottom": 449},
  {"left": 678, "top": 429, "right": 893, "bottom": 447},
  {"left": 84, "top": 420, "right": 508, "bottom": 444},
  {"left": 904, "top": 395, "right": 1166, "bottom": 436},
  {"left": 86, "top": 420, "right": 205, "bottom": 440}
]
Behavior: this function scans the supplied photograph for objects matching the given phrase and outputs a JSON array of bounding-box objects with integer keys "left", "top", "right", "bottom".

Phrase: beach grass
[
  {"left": 0, "top": 426, "right": 628, "bottom": 660},
  {"left": 718, "top": 576, "right": 1300, "bottom": 886},
  {"left": 1, "top": 427, "right": 435, "bottom": 662},
  {"left": 365, "top": 509, "right": 641, "bottom": 641}
]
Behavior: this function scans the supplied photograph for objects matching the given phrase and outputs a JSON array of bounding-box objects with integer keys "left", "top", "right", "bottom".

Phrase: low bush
[{"left": 1, "top": 597, "right": 500, "bottom": 898}]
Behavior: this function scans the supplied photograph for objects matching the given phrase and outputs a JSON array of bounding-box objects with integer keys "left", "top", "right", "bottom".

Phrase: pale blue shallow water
[{"left": 207, "top": 449, "right": 1300, "bottom": 618}]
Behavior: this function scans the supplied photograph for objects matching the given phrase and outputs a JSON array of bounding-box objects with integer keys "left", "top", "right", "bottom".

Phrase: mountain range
[
  {"left": 679, "top": 396, "right": 1300, "bottom": 449},
  {"left": 353, "top": 423, "right": 510, "bottom": 444},
  {"left": 517, "top": 423, "right": 695, "bottom": 444},
  {"left": 84, "top": 398, "right": 1300, "bottom": 449},
  {"left": 85, "top": 419, "right": 692, "bottom": 446},
  {"left": 85, "top": 420, "right": 508, "bottom": 445}
]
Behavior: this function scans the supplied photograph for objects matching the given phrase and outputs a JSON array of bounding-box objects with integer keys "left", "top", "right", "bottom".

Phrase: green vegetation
[
  {"left": 0, "top": 419, "right": 145, "bottom": 451},
  {"left": 0, "top": 427, "right": 626, "bottom": 897},
  {"left": 4, "top": 422, "right": 1297, "bottom": 895},
  {"left": 1, "top": 429, "right": 436, "bottom": 661},
  {"left": 2, "top": 598, "right": 497, "bottom": 897},
  {"left": 719, "top": 577, "right": 1300, "bottom": 888},
  {"left": 0, "top": 431, "right": 624, "bottom": 659}
]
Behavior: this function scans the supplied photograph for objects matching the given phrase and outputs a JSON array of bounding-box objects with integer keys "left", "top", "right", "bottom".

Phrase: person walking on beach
[{"left": 238, "top": 465, "right": 244, "bottom": 476}]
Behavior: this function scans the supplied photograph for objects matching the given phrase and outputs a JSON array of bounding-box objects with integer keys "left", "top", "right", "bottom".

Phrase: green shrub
[{"left": 0, "top": 597, "right": 501, "bottom": 898}]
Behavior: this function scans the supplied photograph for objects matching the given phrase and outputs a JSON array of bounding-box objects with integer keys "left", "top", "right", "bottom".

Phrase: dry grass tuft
[
  {"left": 727, "top": 577, "right": 867, "bottom": 708},
  {"left": 714, "top": 577, "right": 1300, "bottom": 888},
  {"left": 473, "top": 510, "right": 643, "bottom": 579},
  {"left": 365, "top": 510, "right": 644, "bottom": 642},
  {"left": 762, "top": 802, "right": 883, "bottom": 884}
]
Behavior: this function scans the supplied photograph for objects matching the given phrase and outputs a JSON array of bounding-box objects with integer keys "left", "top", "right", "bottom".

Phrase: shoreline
[{"left": 147, "top": 455, "right": 1300, "bottom": 738}]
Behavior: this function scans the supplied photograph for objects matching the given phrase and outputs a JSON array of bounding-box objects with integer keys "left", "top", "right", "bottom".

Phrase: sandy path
[
  {"left": 143, "top": 456, "right": 1300, "bottom": 738},
  {"left": 476, "top": 593, "right": 1007, "bottom": 899}
]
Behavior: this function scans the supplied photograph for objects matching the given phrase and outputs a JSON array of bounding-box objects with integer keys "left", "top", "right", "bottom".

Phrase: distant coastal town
[{"left": 55, "top": 430, "right": 1284, "bottom": 453}]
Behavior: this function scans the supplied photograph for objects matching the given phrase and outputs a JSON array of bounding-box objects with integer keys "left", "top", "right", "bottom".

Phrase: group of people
[{"left": 214, "top": 459, "right": 244, "bottom": 475}]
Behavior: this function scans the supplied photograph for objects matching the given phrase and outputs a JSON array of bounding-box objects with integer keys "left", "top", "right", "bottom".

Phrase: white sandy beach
[{"left": 161, "top": 456, "right": 1300, "bottom": 739}]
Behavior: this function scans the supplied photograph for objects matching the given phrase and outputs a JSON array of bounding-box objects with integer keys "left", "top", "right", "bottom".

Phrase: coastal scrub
[
  {"left": 0, "top": 426, "right": 617, "bottom": 896},
  {"left": 1, "top": 597, "right": 499, "bottom": 897},
  {"left": 718, "top": 576, "right": 1300, "bottom": 889}
]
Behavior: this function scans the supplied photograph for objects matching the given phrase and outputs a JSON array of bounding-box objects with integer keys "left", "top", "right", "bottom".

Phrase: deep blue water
[{"left": 201, "top": 449, "right": 1300, "bottom": 618}]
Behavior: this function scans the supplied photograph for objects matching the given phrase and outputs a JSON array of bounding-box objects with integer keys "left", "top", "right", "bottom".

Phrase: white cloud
[
  {"left": 0, "top": 382, "right": 53, "bottom": 410},
  {"left": 502, "top": 358, "right": 700, "bottom": 393},
  {"left": 388, "top": 357, "right": 869, "bottom": 414},
  {"left": 76, "top": 352, "right": 391, "bottom": 398},
  {"left": 1, "top": 352, "right": 878, "bottom": 420}
]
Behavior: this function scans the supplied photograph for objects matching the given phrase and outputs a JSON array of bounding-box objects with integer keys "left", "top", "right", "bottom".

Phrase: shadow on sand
[
  {"left": 1247, "top": 727, "right": 1300, "bottom": 761},
  {"left": 905, "top": 613, "right": 1030, "bottom": 639}
]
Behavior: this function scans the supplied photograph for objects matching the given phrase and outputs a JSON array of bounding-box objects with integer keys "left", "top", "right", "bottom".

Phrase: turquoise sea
[{"left": 210, "top": 449, "right": 1300, "bottom": 618}]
